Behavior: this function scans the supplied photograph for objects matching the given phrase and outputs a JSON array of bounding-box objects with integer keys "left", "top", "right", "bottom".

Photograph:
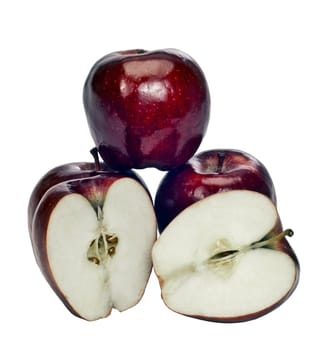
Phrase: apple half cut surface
[
  {"left": 152, "top": 190, "right": 299, "bottom": 322},
  {"left": 31, "top": 176, "right": 157, "bottom": 321}
]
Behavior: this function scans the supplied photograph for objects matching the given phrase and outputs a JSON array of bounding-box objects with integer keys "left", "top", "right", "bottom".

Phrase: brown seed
[
  {"left": 106, "top": 234, "right": 118, "bottom": 244},
  {"left": 88, "top": 257, "right": 100, "bottom": 265},
  {"left": 108, "top": 247, "right": 116, "bottom": 256}
]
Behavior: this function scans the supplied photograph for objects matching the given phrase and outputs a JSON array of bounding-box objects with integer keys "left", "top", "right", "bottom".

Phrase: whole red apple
[
  {"left": 29, "top": 154, "right": 156, "bottom": 321},
  {"left": 83, "top": 48, "right": 210, "bottom": 170},
  {"left": 154, "top": 149, "right": 277, "bottom": 232}
]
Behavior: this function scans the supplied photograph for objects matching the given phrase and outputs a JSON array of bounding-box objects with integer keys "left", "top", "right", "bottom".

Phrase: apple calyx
[
  {"left": 87, "top": 206, "right": 119, "bottom": 265},
  {"left": 207, "top": 229, "right": 294, "bottom": 266}
]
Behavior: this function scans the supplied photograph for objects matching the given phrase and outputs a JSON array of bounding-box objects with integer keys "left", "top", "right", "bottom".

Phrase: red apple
[
  {"left": 29, "top": 151, "right": 157, "bottom": 321},
  {"left": 83, "top": 48, "right": 210, "bottom": 170},
  {"left": 154, "top": 149, "right": 277, "bottom": 232}
]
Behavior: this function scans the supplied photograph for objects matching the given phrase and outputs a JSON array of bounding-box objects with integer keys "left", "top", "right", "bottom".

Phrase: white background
[{"left": 1, "top": 0, "right": 313, "bottom": 348}]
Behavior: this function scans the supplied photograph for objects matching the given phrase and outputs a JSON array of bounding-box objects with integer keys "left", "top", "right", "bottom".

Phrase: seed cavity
[{"left": 87, "top": 232, "right": 119, "bottom": 265}]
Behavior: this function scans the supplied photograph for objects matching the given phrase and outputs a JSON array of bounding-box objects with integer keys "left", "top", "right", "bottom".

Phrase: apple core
[
  {"left": 87, "top": 206, "right": 119, "bottom": 265},
  {"left": 207, "top": 229, "right": 294, "bottom": 266}
]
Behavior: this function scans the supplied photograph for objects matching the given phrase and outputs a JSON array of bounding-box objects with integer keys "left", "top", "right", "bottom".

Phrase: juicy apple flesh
[
  {"left": 34, "top": 177, "right": 156, "bottom": 320},
  {"left": 152, "top": 190, "right": 299, "bottom": 322}
]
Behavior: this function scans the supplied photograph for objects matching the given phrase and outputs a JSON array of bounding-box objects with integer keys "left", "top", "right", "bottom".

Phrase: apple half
[
  {"left": 31, "top": 175, "right": 157, "bottom": 321},
  {"left": 152, "top": 190, "right": 299, "bottom": 322}
]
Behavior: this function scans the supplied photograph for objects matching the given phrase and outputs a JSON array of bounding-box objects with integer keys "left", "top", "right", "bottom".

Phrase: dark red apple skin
[
  {"left": 28, "top": 162, "right": 145, "bottom": 234},
  {"left": 155, "top": 149, "right": 277, "bottom": 232},
  {"left": 30, "top": 173, "right": 148, "bottom": 320},
  {"left": 83, "top": 48, "right": 210, "bottom": 170}
]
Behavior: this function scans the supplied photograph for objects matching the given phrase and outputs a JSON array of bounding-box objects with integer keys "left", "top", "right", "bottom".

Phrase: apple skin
[
  {"left": 29, "top": 171, "right": 153, "bottom": 319},
  {"left": 155, "top": 149, "right": 277, "bottom": 232},
  {"left": 83, "top": 48, "right": 210, "bottom": 170},
  {"left": 28, "top": 162, "right": 144, "bottom": 234}
]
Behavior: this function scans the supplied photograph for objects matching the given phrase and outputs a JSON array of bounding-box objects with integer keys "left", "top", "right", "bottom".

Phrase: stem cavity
[{"left": 216, "top": 151, "right": 225, "bottom": 173}]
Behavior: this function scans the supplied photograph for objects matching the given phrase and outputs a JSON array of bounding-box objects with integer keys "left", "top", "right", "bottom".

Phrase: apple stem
[
  {"left": 90, "top": 147, "right": 101, "bottom": 171},
  {"left": 208, "top": 229, "right": 294, "bottom": 265},
  {"left": 248, "top": 229, "right": 293, "bottom": 251}
]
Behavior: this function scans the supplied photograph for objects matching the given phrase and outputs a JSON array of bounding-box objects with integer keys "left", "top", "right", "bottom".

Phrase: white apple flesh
[
  {"left": 31, "top": 176, "right": 157, "bottom": 321},
  {"left": 152, "top": 190, "right": 299, "bottom": 322}
]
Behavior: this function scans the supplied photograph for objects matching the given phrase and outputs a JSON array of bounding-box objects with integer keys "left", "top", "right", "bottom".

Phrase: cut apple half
[
  {"left": 32, "top": 176, "right": 157, "bottom": 321},
  {"left": 152, "top": 190, "right": 299, "bottom": 322}
]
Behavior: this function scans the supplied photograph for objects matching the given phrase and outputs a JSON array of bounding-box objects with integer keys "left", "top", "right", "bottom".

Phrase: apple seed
[
  {"left": 106, "top": 234, "right": 118, "bottom": 244},
  {"left": 108, "top": 247, "right": 116, "bottom": 256}
]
